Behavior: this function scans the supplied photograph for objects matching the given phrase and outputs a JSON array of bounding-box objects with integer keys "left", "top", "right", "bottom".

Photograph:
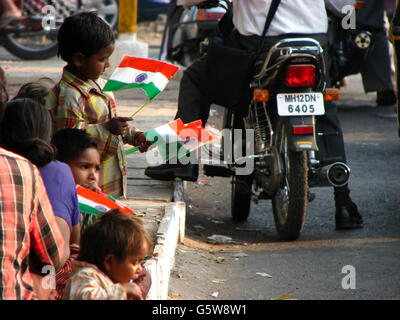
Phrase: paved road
[{"left": 169, "top": 75, "right": 400, "bottom": 300}]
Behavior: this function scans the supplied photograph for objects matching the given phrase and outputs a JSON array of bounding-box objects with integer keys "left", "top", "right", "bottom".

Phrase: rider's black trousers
[{"left": 175, "top": 31, "right": 347, "bottom": 165}]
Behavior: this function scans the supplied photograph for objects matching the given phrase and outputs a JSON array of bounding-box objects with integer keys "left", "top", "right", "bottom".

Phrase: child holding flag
[{"left": 45, "top": 12, "right": 150, "bottom": 199}]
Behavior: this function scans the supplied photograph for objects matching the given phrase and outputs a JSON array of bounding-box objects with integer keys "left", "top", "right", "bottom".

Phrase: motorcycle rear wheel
[{"left": 272, "top": 120, "right": 308, "bottom": 241}]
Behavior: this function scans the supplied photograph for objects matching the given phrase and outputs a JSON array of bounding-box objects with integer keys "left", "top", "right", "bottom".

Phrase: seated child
[
  {"left": 14, "top": 78, "right": 55, "bottom": 106},
  {"left": 45, "top": 11, "right": 150, "bottom": 199},
  {"left": 52, "top": 128, "right": 102, "bottom": 231},
  {"left": 63, "top": 209, "right": 153, "bottom": 300}
]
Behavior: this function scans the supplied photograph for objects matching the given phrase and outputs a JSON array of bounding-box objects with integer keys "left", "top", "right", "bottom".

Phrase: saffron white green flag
[
  {"left": 142, "top": 118, "right": 214, "bottom": 162},
  {"left": 103, "top": 56, "right": 179, "bottom": 100},
  {"left": 76, "top": 185, "right": 134, "bottom": 216}
]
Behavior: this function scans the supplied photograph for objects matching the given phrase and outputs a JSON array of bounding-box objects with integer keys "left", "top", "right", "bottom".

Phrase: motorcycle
[
  {"left": 160, "top": 0, "right": 225, "bottom": 66},
  {"left": 199, "top": 0, "right": 350, "bottom": 240},
  {"left": 0, "top": 0, "right": 118, "bottom": 60}
]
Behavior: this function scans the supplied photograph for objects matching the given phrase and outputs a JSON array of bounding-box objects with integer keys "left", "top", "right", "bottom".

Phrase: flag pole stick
[
  {"left": 125, "top": 146, "right": 140, "bottom": 155},
  {"left": 131, "top": 99, "right": 150, "bottom": 118},
  {"left": 125, "top": 99, "right": 150, "bottom": 155}
]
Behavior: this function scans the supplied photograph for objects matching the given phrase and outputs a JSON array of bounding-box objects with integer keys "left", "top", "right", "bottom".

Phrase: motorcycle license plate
[{"left": 277, "top": 93, "right": 325, "bottom": 116}]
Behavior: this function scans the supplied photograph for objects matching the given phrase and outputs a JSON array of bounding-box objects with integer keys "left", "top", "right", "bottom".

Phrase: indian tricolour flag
[
  {"left": 103, "top": 56, "right": 179, "bottom": 100},
  {"left": 76, "top": 185, "right": 134, "bottom": 216},
  {"left": 144, "top": 118, "right": 214, "bottom": 162}
]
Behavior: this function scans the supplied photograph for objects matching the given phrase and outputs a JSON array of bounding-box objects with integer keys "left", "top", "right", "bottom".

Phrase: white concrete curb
[{"left": 145, "top": 181, "right": 186, "bottom": 300}]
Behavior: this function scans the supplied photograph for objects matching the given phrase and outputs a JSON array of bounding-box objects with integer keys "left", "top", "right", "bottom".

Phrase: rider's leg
[
  {"left": 176, "top": 55, "right": 212, "bottom": 126},
  {"left": 360, "top": 29, "right": 397, "bottom": 118},
  {"left": 316, "top": 34, "right": 363, "bottom": 230},
  {"left": 315, "top": 102, "right": 363, "bottom": 230}
]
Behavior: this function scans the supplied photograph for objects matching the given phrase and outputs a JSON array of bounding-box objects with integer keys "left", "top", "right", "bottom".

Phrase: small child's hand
[
  {"left": 104, "top": 117, "right": 133, "bottom": 136},
  {"left": 121, "top": 282, "right": 143, "bottom": 300},
  {"left": 132, "top": 269, "right": 152, "bottom": 299},
  {"left": 133, "top": 132, "right": 151, "bottom": 153},
  {"left": 81, "top": 183, "right": 102, "bottom": 193}
]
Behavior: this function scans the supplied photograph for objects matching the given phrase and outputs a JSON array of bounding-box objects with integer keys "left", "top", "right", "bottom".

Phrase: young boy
[
  {"left": 63, "top": 209, "right": 153, "bottom": 300},
  {"left": 46, "top": 12, "right": 150, "bottom": 199}
]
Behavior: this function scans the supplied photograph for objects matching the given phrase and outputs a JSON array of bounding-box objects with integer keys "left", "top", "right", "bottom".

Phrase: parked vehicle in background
[
  {"left": 159, "top": 0, "right": 225, "bottom": 66},
  {"left": 0, "top": 0, "right": 171, "bottom": 60},
  {"left": 0, "top": 0, "right": 118, "bottom": 60},
  {"left": 138, "top": 0, "right": 169, "bottom": 22}
]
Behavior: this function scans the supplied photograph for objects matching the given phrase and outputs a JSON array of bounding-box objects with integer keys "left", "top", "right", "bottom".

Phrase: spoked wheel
[
  {"left": 231, "top": 173, "right": 252, "bottom": 222},
  {"left": 272, "top": 120, "right": 308, "bottom": 240}
]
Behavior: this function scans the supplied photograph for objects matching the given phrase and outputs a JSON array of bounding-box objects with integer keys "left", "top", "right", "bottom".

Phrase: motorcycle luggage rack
[{"left": 254, "top": 37, "right": 326, "bottom": 81}]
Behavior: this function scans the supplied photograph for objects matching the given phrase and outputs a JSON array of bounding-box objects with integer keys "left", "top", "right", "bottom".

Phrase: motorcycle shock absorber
[{"left": 250, "top": 102, "right": 273, "bottom": 154}]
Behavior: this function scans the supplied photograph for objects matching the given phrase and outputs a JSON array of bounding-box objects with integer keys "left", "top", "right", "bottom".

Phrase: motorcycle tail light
[
  {"left": 293, "top": 126, "right": 314, "bottom": 135},
  {"left": 285, "top": 64, "right": 316, "bottom": 87}
]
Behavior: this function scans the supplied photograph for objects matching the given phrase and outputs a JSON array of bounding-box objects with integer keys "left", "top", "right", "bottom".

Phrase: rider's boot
[
  {"left": 145, "top": 161, "right": 199, "bottom": 182},
  {"left": 334, "top": 185, "right": 363, "bottom": 230}
]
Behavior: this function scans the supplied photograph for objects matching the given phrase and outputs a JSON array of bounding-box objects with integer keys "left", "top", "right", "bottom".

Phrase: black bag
[
  {"left": 205, "top": 40, "right": 256, "bottom": 108},
  {"left": 204, "top": 0, "right": 281, "bottom": 110}
]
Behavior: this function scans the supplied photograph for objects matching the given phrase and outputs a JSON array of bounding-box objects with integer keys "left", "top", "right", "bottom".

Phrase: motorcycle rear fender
[{"left": 285, "top": 116, "right": 318, "bottom": 152}]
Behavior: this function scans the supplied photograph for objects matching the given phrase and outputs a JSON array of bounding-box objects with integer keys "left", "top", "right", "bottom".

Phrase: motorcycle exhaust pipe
[{"left": 311, "top": 162, "right": 350, "bottom": 187}]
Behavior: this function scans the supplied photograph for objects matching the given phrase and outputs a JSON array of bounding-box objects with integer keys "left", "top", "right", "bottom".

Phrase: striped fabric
[
  {"left": 45, "top": 68, "right": 136, "bottom": 198},
  {"left": 55, "top": 244, "right": 80, "bottom": 300},
  {"left": 0, "top": 148, "right": 64, "bottom": 300}
]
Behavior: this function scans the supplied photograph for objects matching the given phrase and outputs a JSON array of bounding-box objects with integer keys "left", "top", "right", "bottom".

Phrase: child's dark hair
[
  {"left": 14, "top": 78, "right": 55, "bottom": 105},
  {"left": 78, "top": 210, "right": 153, "bottom": 273},
  {"left": 52, "top": 128, "right": 98, "bottom": 163},
  {"left": 57, "top": 11, "right": 115, "bottom": 63},
  {"left": 0, "top": 98, "right": 55, "bottom": 167}
]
